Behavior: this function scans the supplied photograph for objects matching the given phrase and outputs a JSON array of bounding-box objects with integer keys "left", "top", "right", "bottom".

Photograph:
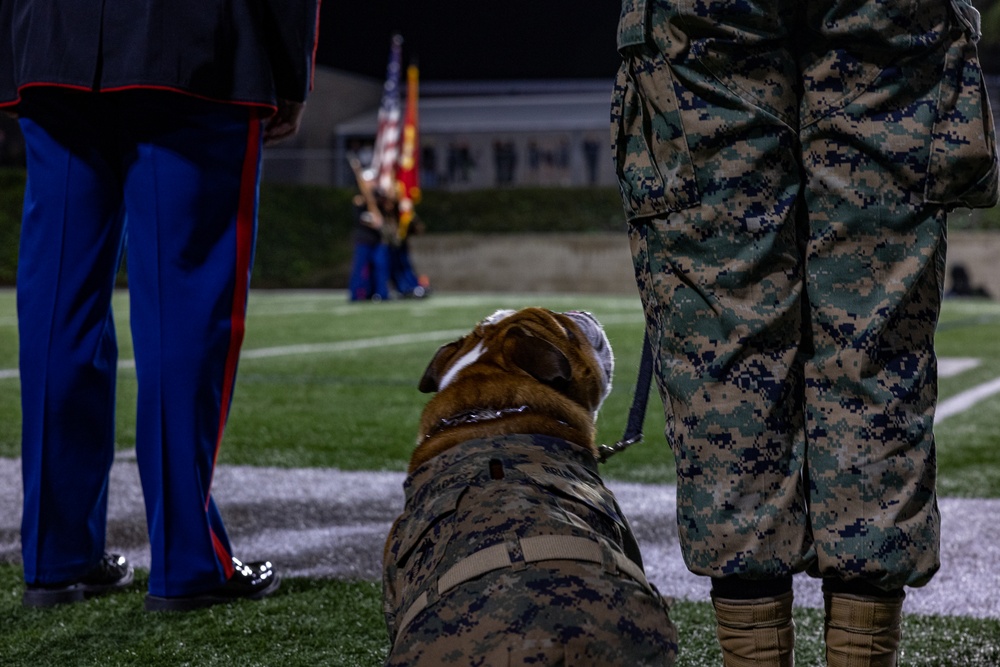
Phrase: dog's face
[{"left": 419, "top": 307, "right": 614, "bottom": 416}]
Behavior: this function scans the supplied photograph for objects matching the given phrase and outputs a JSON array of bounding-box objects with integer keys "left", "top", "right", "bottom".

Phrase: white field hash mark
[{"left": 0, "top": 339, "right": 992, "bottom": 423}]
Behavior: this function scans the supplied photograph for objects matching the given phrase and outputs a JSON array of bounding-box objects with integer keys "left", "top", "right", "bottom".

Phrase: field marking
[
  {"left": 936, "top": 375, "right": 1000, "bottom": 423},
  {"left": 0, "top": 329, "right": 473, "bottom": 380},
  {"left": 0, "top": 315, "right": 645, "bottom": 379},
  {"left": 238, "top": 329, "right": 469, "bottom": 359},
  {"left": 2, "top": 458, "right": 997, "bottom": 618},
  {"left": 2, "top": 331, "right": 999, "bottom": 422},
  {"left": 938, "top": 357, "right": 980, "bottom": 378}
]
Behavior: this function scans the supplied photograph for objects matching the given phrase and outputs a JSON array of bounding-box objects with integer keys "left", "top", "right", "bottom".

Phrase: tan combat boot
[
  {"left": 824, "top": 592, "right": 903, "bottom": 667},
  {"left": 712, "top": 591, "right": 795, "bottom": 667}
]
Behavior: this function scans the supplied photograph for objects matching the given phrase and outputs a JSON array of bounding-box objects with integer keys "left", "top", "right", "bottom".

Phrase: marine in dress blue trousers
[
  {"left": 2, "top": 0, "right": 320, "bottom": 606},
  {"left": 17, "top": 90, "right": 262, "bottom": 597}
]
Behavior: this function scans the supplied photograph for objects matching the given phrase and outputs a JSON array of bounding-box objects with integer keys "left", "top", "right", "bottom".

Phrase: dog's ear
[
  {"left": 418, "top": 339, "right": 464, "bottom": 393},
  {"left": 506, "top": 327, "right": 572, "bottom": 391}
]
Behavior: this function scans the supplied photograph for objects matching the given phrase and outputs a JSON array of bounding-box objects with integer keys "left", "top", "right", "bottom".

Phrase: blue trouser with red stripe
[{"left": 17, "top": 89, "right": 261, "bottom": 597}]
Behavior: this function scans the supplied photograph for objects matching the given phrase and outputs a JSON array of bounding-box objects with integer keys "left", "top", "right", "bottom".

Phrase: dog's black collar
[{"left": 425, "top": 406, "right": 530, "bottom": 440}]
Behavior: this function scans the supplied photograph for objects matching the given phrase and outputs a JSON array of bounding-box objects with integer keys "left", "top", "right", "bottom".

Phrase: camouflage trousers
[
  {"left": 383, "top": 435, "right": 677, "bottom": 665},
  {"left": 612, "top": 0, "right": 998, "bottom": 590}
]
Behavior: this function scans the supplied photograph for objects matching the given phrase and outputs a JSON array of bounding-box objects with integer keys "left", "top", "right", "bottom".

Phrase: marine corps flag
[
  {"left": 370, "top": 33, "right": 403, "bottom": 196},
  {"left": 397, "top": 62, "right": 421, "bottom": 237}
]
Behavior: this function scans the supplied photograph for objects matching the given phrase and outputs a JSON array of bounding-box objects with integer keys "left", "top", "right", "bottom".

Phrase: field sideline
[
  {"left": 1, "top": 290, "right": 999, "bottom": 665},
  {"left": 2, "top": 289, "right": 999, "bottom": 487}
]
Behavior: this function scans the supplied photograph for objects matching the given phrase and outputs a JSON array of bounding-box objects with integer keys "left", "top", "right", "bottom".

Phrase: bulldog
[{"left": 383, "top": 307, "right": 677, "bottom": 666}]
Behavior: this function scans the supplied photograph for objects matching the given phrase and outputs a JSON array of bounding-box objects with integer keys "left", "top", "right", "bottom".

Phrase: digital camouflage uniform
[
  {"left": 612, "top": 0, "right": 998, "bottom": 590},
  {"left": 383, "top": 434, "right": 677, "bottom": 666}
]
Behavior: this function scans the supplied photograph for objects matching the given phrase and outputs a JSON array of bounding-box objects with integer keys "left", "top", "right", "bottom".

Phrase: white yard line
[
  {"left": 0, "top": 328, "right": 472, "bottom": 380},
  {"left": 238, "top": 329, "right": 469, "bottom": 359},
  {"left": 936, "top": 375, "right": 1000, "bottom": 423},
  {"left": 0, "top": 318, "right": 650, "bottom": 377},
  {"left": 938, "top": 357, "right": 981, "bottom": 378},
  {"left": 2, "top": 341, "right": 999, "bottom": 422}
]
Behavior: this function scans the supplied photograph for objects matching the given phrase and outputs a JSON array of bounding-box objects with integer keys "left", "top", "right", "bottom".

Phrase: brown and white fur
[{"left": 411, "top": 307, "right": 614, "bottom": 472}]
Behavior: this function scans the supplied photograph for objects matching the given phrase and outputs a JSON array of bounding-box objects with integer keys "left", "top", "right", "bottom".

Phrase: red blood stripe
[{"left": 206, "top": 114, "right": 260, "bottom": 511}]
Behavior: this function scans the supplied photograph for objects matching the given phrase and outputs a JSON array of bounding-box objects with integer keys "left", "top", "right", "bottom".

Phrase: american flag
[{"left": 370, "top": 33, "right": 404, "bottom": 196}]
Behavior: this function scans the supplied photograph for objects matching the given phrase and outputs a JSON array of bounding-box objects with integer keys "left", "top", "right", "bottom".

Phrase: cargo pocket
[
  {"left": 924, "top": 0, "right": 999, "bottom": 208},
  {"left": 385, "top": 485, "right": 467, "bottom": 628},
  {"left": 612, "top": 0, "right": 700, "bottom": 222},
  {"left": 391, "top": 486, "right": 466, "bottom": 573}
]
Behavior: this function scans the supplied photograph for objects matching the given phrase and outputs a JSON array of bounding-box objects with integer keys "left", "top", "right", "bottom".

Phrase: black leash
[{"left": 598, "top": 329, "right": 654, "bottom": 464}]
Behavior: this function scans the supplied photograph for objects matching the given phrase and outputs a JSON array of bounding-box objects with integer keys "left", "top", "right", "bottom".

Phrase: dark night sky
[{"left": 317, "top": 2, "right": 623, "bottom": 81}]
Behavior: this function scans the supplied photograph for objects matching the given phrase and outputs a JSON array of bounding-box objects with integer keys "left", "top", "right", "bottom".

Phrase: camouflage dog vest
[{"left": 383, "top": 434, "right": 677, "bottom": 666}]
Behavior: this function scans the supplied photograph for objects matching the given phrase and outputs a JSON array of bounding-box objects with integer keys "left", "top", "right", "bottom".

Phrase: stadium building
[{"left": 262, "top": 67, "right": 616, "bottom": 190}]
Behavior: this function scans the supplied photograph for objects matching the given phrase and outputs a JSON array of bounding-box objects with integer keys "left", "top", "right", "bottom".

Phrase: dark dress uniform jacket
[{"left": 0, "top": 0, "right": 319, "bottom": 110}]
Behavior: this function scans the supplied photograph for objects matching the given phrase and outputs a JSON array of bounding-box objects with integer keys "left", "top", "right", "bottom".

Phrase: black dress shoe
[
  {"left": 23, "top": 553, "right": 135, "bottom": 608},
  {"left": 144, "top": 557, "right": 281, "bottom": 612}
]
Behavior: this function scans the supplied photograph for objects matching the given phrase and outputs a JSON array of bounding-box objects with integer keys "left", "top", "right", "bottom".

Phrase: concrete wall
[
  {"left": 410, "top": 231, "right": 1000, "bottom": 299},
  {"left": 946, "top": 230, "right": 1000, "bottom": 298},
  {"left": 409, "top": 233, "right": 638, "bottom": 295}
]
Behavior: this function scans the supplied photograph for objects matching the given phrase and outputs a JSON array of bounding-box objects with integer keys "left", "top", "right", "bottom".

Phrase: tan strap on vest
[{"left": 396, "top": 534, "right": 650, "bottom": 640}]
